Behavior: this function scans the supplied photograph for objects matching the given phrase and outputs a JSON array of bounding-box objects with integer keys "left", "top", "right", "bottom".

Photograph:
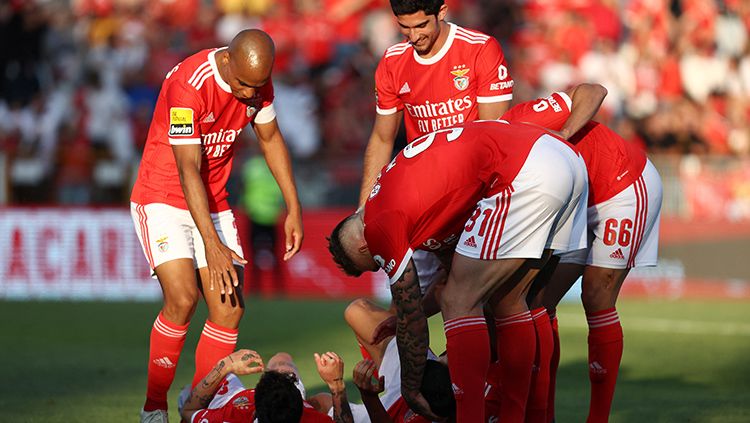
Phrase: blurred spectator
[{"left": 1, "top": 0, "right": 749, "bottom": 207}]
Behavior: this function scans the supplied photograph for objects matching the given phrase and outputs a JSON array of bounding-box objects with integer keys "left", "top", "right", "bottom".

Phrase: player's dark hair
[
  {"left": 421, "top": 359, "right": 456, "bottom": 417},
  {"left": 390, "top": 0, "right": 444, "bottom": 16},
  {"left": 255, "top": 371, "right": 304, "bottom": 423},
  {"left": 327, "top": 214, "right": 364, "bottom": 277}
]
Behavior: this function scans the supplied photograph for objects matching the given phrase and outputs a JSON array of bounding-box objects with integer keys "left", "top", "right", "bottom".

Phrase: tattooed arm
[
  {"left": 390, "top": 259, "right": 440, "bottom": 420},
  {"left": 314, "top": 351, "right": 354, "bottom": 423},
  {"left": 180, "top": 349, "right": 264, "bottom": 422}
]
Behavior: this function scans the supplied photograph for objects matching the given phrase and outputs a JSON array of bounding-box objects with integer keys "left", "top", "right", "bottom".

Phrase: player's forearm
[
  {"left": 181, "top": 358, "right": 231, "bottom": 420},
  {"left": 179, "top": 164, "right": 222, "bottom": 246},
  {"left": 359, "top": 392, "right": 395, "bottom": 423},
  {"left": 390, "top": 262, "right": 429, "bottom": 396},
  {"left": 328, "top": 381, "right": 355, "bottom": 423},
  {"left": 359, "top": 135, "right": 394, "bottom": 206},
  {"left": 560, "top": 83, "right": 608, "bottom": 139},
  {"left": 258, "top": 133, "right": 301, "bottom": 215}
]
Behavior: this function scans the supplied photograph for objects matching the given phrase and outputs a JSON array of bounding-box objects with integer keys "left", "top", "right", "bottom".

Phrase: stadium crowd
[{"left": 1, "top": 0, "right": 749, "bottom": 206}]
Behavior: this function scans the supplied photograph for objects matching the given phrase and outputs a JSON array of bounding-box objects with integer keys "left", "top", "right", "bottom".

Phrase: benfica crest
[{"left": 450, "top": 66, "right": 470, "bottom": 90}]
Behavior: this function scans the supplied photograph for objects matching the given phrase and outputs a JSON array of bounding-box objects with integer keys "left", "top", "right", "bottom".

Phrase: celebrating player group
[{"left": 130, "top": 0, "right": 662, "bottom": 422}]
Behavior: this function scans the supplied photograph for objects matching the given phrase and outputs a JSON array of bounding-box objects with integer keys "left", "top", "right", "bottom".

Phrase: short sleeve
[
  {"left": 253, "top": 80, "right": 277, "bottom": 124},
  {"left": 374, "top": 58, "right": 401, "bottom": 115},
  {"left": 364, "top": 211, "right": 414, "bottom": 284},
  {"left": 475, "top": 38, "right": 514, "bottom": 104},
  {"left": 165, "top": 80, "right": 203, "bottom": 145}
]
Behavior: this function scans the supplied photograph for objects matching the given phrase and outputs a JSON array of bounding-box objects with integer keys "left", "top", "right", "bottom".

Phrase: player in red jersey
[
  {"left": 130, "top": 30, "right": 303, "bottom": 423},
  {"left": 503, "top": 86, "right": 663, "bottom": 423},
  {"left": 345, "top": 297, "right": 454, "bottom": 422},
  {"left": 329, "top": 121, "right": 587, "bottom": 421},
  {"left": 359, "top": 0, "right": 514, "bottom": 205},
  {"left": 358, "top": 0, "right": 515, "bottom": 299},
  {"left": 179, "top": 349, "right": 354, "bottom": 423}
]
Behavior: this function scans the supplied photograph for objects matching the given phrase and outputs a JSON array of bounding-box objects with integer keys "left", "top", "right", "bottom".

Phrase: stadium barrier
[{"left": 0, "top": 207, "right": 387, "bottom": 301}]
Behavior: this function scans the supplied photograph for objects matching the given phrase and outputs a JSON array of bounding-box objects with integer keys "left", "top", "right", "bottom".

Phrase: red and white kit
[
  {"left": 364, "top": 121, "right": 587, "bottom": 284},
  {"left": 188, "top": 374, "right": 332, "bottom": 423},
  {"left": 375, "top": 23, "right": 514, "bottom": 142},
  {"left": 502, "top": 93, "right": 663, "bottom": 268},
  {"left": 130, "top": 48, "right": 276, "bottom": 270}
]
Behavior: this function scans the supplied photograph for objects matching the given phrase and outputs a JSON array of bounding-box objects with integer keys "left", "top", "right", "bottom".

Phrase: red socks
[
  {"left": 495, "top": 310, "right": 536, "bottom": 423},
  {"left": 192, "top": 320, "right": 239, "bottom": 388},
  {"left": 144, "top": 313, "right": 189, "bottom": 411},
  {"left": 548, "top": 312, "right": 560, "bottom": 423},
  {"left": 444, "top": 316, "right": 490, "bottom": 422},
  {"left": 526, "top": 307, "right": 553, "bottom": 423},
  {"left": 586, "top": 308, "right": 623, "bottom": 423}
]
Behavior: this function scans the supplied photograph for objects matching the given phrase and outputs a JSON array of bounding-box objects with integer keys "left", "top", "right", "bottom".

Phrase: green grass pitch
[{"left": 1, "top": 298, "right": 748, "bottom": 422}]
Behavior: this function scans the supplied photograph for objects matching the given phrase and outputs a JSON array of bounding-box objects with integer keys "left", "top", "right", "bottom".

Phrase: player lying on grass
[
  {"left": 502, "top": 85, "right": 663, "bottom": 423},
  {"left": 329, "top": 120, "right": 587, "bottom": 421},
  {"left": 344, "top": 297, "right": 455, "bottom": 422},
  {"left": 179, "top": 349, "right": 354, "bottom": 422}
]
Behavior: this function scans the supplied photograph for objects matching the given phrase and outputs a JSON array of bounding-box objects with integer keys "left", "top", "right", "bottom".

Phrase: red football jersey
[
  {"left": 191, "top": 389, "right": 333, "bottom": 423},
  {"left": 375, "top": 23, "right": 514, "bottom": 142},
  {"left": 363, "top": 121, "right": 549, "bottom": 283},
  {"left": 502, "top": 92, "right": 647, "bottom": 205},
  {"left": 131, "top": 48, "right": 275, "bottom": 212}
]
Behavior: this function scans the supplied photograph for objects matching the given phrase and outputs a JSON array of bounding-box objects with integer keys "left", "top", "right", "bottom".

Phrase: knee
[
  {"left": 344, "top": 298, "right": 370, "bottom": 326},
  {"left": 581, "top": 270, "right": 618, "bottom": 311},
  {"left": 163, "top": 293, "right": 199, "bottom": 321}
]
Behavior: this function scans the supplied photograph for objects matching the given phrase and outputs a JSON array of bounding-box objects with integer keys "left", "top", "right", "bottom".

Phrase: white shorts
[
  {"left": 130, "top": 202, "right": 245, "bottom": 274},
  {"left": 456, "top": 135, "right": 588, "bottom": 260},
  {"left": 559, "top": 159, "right": 663, "bottom": 269},
  {"left": 378, "top": 337, "right": 439, "bottom": 412}
]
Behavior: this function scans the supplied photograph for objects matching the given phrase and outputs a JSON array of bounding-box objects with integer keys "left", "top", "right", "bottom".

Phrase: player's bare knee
[
  {"left": 163, "top": 293, "right": 199, "bottom": 320},
  {"left": 344, "top": 298, "right": 370, "bottom": 325},
  {"left": 581, "top": 270, "right": 619, "bottom": 310}
]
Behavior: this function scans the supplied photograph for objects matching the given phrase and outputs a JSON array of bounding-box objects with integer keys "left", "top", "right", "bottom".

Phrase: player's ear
[{"left": 437, "top": 4, "right": 448, "bottom": 21}]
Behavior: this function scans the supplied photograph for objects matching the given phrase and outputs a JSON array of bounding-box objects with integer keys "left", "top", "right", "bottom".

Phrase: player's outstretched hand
[
  {"left": 283, "top": 211, "right": 304, "bottom": 261},
  {"left": 403, "top": 389, "right": 443, "bottom": 421},
  {"left": 225, "top": 349, "right": 264, "bottom": 375},
  {"left": 314, "top": 351, "right": 344, "bottom": 388},
  {"left": 352, "top": 359, "right": 384, "bottom": 395},
  {"left": 205, "top": 241, "right": 247, "bottom": 295}
]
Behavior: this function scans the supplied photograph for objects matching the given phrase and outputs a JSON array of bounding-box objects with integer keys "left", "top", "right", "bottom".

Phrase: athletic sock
[
  {"left": 192, "top": 320, "right": 238, "bottom": 388},
  {"left": 444, "top": 316, "right": 490, "bottom": 422},
  {"left": 526, "top": 307, "right": 553, "bottom": 423},
  {"left": 144, "top": 313, "right": 189, "bottom": 411},
  {"left": 495, "top": 310, "right": 536, "bottom": 423},
  {"left": 548, "top": 312, "right": 560, "bottom": 423},
  {"left": 586, "top": 308, "right": 623, "bottom": 423}
]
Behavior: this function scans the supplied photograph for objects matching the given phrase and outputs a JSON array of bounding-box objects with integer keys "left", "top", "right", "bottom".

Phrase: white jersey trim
[
  {"left": 413, "top": 23, "right": 458, "bottom": 65},
  {"left": 376, "top": 105, "right": 398, "bottom": 115},
  {"left": 388, "top": 248, "right": 414, "bottom": 285},
  {"left": 169, "top": 137, "right": 202, "bottom": 145},
  {"left": 557, "top": 91, "right": 573, "bottom": 111},
  {"left": 208, "top": 49, "right": 232, "bottom": 94},
  {"left": 477, "top": 94, "right": 513, "bottom": 103},
  {"left": 254, "top": 103, "right": 277, "bottom": 124}
]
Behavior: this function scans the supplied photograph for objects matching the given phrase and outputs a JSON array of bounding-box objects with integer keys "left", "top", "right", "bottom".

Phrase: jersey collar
[
  {"left": 413, "top": 22, "right": 456, "bottom": 66},
  {"left": 208, "top": 48, "right": 233, "bottom": 94}
]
